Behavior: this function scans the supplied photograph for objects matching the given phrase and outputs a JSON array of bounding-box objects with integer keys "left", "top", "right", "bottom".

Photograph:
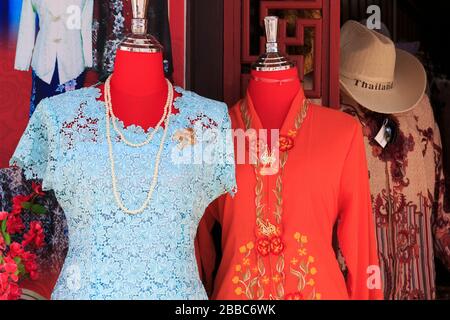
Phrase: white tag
[{"left": 374, "top": 119, "right": 390, "bottom": 149}]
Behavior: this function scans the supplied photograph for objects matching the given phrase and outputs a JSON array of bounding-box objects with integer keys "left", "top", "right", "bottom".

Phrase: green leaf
[
  {"left": 31, "top": 204, "right": 47, "bottom": 215},
  {"left": 1, "top": 219, "right": 6, "bottom": 233},
  {"left": 21, "top": 202, "right": 32, "bottom": 210},
  {"left": 4, "top": 232, "right": 11, "bottom": 246},
  {"left": 17, "top": 263, "right": 26, "bottom": 276}
]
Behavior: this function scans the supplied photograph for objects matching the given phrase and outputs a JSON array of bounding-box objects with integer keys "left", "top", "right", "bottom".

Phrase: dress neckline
[{"left": 92, "top": 86, "right": 187, "bottom": 136}]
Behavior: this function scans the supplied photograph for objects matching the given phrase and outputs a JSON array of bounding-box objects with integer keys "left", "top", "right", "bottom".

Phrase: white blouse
[{"left": 14, "top": 0, "right": 93, "bottom": 85}]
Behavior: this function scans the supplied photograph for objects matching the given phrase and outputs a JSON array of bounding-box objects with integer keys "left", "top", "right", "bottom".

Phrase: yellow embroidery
[
  {"left": 288, "top": 232, "right": 321, "bottom": 300},
  {"left": 257, "top": 219, "right": 278, "bottom": 238},
  {"left": 238, "top": 100, "right": 313, "bottom": 300},
  {"left": 233, "top": 232, "right": 322, "bottom": 300},
  {"left": 232, "top": 242, "right": 260, "bottom": 300}
]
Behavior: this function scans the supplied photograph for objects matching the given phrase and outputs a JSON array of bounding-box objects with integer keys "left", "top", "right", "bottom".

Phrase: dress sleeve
[
  {"left": 337, "top": 122, "right": 384, "bottom": 300},
  {"left": 14, "top": 0, "right": 36, "bottom": 71},
  {"left": 203, "top": 103, "right": 237, "bottom": 203},
  {"left": 81, "top": 0, "right": 94, "bottom": 68},
  {"left": 9, "top": 100, "right": 58, "bottom": 191}
]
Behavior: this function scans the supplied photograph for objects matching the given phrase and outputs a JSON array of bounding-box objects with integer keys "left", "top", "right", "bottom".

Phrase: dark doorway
[{"left": 187, "top": 0, "right": 224, "bottom": 101}]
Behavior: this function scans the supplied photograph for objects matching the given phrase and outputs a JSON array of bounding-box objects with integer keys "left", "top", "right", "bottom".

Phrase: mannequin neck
[
  {"left": 111, "top": 50, "right": 167, "bottom": 95},
  {"left": 102, "top": 49, "right": 178, "bottom": 131},
  {"left": 247, "top": 68, "right": 301, "bottom": 130}
]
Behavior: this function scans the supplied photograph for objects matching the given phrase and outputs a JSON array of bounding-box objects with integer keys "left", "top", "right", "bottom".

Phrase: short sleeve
[
  {"left": 337, "top": 122, "right": 384, "bottom": 300},
  {"left": 203, "top": 103, "right": 237, "bottom": 204},
  {"left": 9, "top": 100, "right": 58, "bottom": 191}
]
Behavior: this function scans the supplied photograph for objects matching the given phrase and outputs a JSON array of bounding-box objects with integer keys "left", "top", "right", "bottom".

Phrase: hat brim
[{"left": 340, "top": 49, "right": 426, "bottom": 114}]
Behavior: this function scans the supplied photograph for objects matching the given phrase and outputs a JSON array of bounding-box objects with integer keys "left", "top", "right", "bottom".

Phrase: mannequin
[
  {"left": 97, "top": 0, "right": 179, "bottom": 130},
  {"left": 98, "top": 50, "right": 179, "bottom": 130},
  {"left": 195, "top": 16, "right": 383, "bottom": 301},
  {"left": 248, "top": 68, "right": 301, "bottom": 130}
]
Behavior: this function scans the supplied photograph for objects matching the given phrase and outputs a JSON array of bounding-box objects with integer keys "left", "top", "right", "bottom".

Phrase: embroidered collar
[{"left": 240, "top": 88, "right": 310, "bottom": 152}]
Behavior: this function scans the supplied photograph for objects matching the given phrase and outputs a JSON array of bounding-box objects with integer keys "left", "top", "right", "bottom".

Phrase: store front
[{"left": 0, "top": 0, "right": 449, "bottom": 302}]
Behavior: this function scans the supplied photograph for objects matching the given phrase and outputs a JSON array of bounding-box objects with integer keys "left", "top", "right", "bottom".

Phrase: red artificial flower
[
  {"left": 22, "top": 221, "right": 45, "bottom": 249},
  {"left": 270, "top": 236, "right": 285, "bottom": 255},
  {"left": 256, "top": 238, "right": 271, "bottom": 257},
  {"left": 31, "top": 182, "right": 45, "bottom": 196},
  {"left": 285, "top": 292, "right": 304, "bottom": 300},
  {"left": 0, "top": 270, "right": 21, "bottom": 300},
  {"left": 0, "top": 274, "right": 15, "bottom": 300},
  {"left": 6, "top": 214, "right": 24, "bottom": 235},
  {"left": 8, "top": 242, "right": 24, "bottom": 258},
  {"left": 11, "top": 195, "right": 32, "bottom": 214},
  {"left": 2, "top": 257, "right": 18, "bottom": 281},
  {"left": 0, "top": 211, "right": 8, "bottom": 221},
  {"left": 21, "top": 251, "right": 39, "bottom": 281},
  {"left": 0, "top": 234, "right": 5, "bottom": 252},
  {"left": 279, "top": 135, "right": 295, "bottom": 152},
  {"left": 6, "top": 282, "right": 21, "bottom": 300}
]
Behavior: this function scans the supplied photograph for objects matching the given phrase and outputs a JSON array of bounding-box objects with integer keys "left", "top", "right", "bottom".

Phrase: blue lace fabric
[{"left": 10, "top": 87, "right": 236, "bottom": 300}]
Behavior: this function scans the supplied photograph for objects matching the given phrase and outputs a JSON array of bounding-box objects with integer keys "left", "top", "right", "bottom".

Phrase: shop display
[
  {"left": 196, "top": 17, "right": 382, "bottom": 300},
  {"left": 0, "top": 0, "right": 448, "bottom": 303},
  {"left": 14, "top": 0, "right": 94, "bottom": 116},
  {"left": 339, "top": 21, "right": 450, "bottom": 299},
  {"left": 8, "top": 0, "right": 236, "bottom": 299}
]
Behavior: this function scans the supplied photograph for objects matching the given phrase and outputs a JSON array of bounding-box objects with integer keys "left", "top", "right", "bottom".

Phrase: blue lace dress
[{"left": 10, "top": 87, "right": 236, "bottom": 300}]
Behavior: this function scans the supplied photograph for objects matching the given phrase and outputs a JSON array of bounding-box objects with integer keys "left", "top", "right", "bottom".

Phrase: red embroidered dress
[
  {"left": 341, "top": 94, "right": 450, "bottom": 300},
  {"left": 196, "top": 88, "right": 383, "bottom": 300}
]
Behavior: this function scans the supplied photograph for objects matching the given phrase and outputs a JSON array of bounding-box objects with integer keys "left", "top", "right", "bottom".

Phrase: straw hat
[{"left": 340, "top": 20, "right": 426, "bottom": 114}]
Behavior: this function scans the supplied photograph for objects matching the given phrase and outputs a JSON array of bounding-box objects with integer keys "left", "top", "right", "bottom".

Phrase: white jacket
[{"left": 14, "top": 0, "right": 93, "bottom": 85}]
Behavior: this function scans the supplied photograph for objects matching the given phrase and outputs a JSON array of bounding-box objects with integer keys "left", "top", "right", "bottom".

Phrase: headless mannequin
[
  {"left": 99, "top": 49, "right": 179, "bottom": 130},
  {"left": 247, "top": 68, "right": 301, "bottom": 131}
]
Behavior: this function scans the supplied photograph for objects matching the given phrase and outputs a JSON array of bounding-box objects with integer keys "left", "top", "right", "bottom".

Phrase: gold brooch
[{"left": 173, "top": 128, "right": 197, "bottom": 150}]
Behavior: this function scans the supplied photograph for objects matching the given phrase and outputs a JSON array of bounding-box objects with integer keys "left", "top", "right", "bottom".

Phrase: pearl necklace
[
  {"left": 104, "top": 75, "right": 174, "bottom": 148},
  {"left": 105, "top": 77, "right": 174, "bottom": 215}
]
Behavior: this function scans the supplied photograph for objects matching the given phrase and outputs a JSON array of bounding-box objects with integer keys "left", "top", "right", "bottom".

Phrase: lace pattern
[{"left": 10, "top": 87, "right": 236, "bottom": 300}]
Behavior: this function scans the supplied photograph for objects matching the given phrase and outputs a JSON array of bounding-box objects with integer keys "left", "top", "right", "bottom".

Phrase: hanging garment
[
  {"left": 196, "top": 88, "right": 383, "bottom": 300},
  {"left": 340, "top": 94, "right": 450, "bottom": 300},
  {"left": 30, "top": 62, "right": 86, "bottom": 117},
  {"left": 93, "top": 0, "right": 174, "bottom": 80},
  {"left": 15, "top": 0, "right": 93, "bottom": 85},
  {"left": 0, "top": 167, "right": 68, "bottom": 300},
  {"left": 430, "top": 77, "right": 450, "bottom": 213},
  {"left": 10, "top": 86, "right": 236, "bottom": 300}
]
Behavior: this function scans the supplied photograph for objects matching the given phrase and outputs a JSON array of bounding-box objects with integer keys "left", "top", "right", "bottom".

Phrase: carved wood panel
[{"left": 224, "top": 0, "right": 340, "bottom": 108}]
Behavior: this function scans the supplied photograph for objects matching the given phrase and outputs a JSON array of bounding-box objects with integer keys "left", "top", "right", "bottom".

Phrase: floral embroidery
[
  {"left": 232, "top": 241, "right": 260, "bottom": 299},
  {"left": 232, "top": 232, "right": 320, "bottom": 300},
  {"left": 238, "top": 98, "right": 310, "bottom": 300},
  {"left": 341, "top": 97, "right": 450, "bottom": 300},
  {"left": 341, "top": 104, "right": 415, "bottom": 190},
  {"left": 279, "top": 135, "right": 294, "bottom": 152},
  {"left": 288, "top": 232, "right": 321, "bottom": 300}
]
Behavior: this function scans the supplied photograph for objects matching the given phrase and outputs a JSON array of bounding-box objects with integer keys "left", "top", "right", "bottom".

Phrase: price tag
[{"left": 374, "top": 119, "right": 393, "bottom": 148}]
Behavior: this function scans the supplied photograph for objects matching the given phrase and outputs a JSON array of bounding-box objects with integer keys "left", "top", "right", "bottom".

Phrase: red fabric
[
  {"left": 196, "top": 88, "right": 384, "bottom": 300},
  {"left": 0, "top": 40, "right": 30, "bottom": 169}
]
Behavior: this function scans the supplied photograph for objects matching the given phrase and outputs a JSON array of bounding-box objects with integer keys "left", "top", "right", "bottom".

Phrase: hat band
[{"left": 351, "top": 78, "right": 394, "bottom": 91}]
